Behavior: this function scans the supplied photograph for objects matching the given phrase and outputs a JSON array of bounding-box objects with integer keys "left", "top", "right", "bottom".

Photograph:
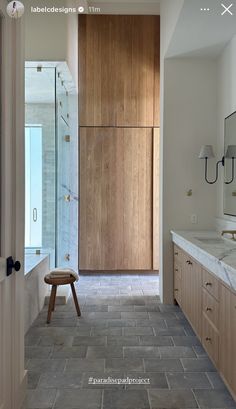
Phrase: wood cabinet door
[
  {"left": 219, "top": 284, "right": 236, "bottom": 394},
  {"left": 79, "top": 15, "right": 160, "bottom": 127},
  {"left": 79, "top": 127, "right": 153, "bottom": 270},
  {"left": 180, "top": 254, "right": 202, "bottom": 338}
]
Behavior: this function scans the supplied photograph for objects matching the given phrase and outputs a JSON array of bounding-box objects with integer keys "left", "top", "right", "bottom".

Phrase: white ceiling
[{"left": 167, "top": 0, "right": 236, "bottom": 58}]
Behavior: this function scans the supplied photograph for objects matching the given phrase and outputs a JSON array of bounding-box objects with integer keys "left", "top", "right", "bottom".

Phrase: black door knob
[{"left": 6, "top": 256, "right": 21, "bottom": 276}]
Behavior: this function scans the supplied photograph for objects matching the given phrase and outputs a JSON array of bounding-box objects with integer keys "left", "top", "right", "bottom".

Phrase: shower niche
[{"left": 25, "top": 62, "right": 78, "bottom": 272}]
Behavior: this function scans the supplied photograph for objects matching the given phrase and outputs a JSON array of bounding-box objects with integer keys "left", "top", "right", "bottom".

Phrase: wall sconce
[{"left": 199, "top": 145, "right": 236, "bottom": 185}]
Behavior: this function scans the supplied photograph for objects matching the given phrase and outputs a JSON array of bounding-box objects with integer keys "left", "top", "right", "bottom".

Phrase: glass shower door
[{"left": 25, "top": 126, "right": 43, "bottom": 247}]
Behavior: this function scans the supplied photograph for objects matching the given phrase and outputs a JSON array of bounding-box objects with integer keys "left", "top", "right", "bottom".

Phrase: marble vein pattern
[
  {"left": 171, "top": 230, "right": 236, "bottom": 292},
  {"left": 23, "top": 274, "right": 236, "bottom": 409}
]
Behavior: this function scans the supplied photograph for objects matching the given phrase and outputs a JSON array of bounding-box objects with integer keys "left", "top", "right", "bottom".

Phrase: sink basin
[{"left": 195, "top": 238, "right": 226, "bottom": 245}]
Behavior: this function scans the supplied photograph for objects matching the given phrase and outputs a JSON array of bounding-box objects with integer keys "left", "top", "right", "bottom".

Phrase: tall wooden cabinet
[{"left": 78, "top": 15, "right": 160, "bottom": 271}]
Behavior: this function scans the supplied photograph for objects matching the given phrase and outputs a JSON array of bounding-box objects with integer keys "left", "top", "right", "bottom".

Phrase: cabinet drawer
[
  {"left": 202, "top": 268, "right": 219, "bottom": 301},
  {"left": 174, "top": 245, "right": 182, "bottom": 266},
  {"left": 174, "top": 276, "right": 182, "bottom": 306},
  {"left": 202, "top": 314, "right": 219, "bottom": 365},
  {"left": 174, "top": 264, "right": 181, "bottom": 281},
  {"left": 203, "top": 288, "right": 219, "bottom": 329}
]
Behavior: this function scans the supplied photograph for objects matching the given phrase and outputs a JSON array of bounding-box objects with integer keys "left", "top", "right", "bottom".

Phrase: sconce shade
[
  {"left": 225, "top": 145, "right": 236, "bottom": 158},
  {"left": 199, "top": 145, "right": 215, "bottom": 159}
]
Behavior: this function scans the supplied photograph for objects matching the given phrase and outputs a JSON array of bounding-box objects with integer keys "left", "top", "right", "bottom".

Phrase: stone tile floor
[{"left": 24, "top": 274, "right": 236, "bottom": 409}]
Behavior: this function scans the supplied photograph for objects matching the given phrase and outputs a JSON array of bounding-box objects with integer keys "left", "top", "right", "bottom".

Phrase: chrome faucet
[{"left": 221, "top": 230, "right": 236, "bottom": 240}]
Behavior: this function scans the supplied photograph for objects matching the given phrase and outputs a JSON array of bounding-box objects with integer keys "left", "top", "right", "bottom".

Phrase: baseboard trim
[{"left": 79, "top": 270, "right": 159, "bottom": 275}]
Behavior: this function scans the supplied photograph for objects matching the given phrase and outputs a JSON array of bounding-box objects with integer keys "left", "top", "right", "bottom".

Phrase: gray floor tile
[
  {"left": 65, "top": 358, "right": 105, "bottom": 372},
  {"left": 83, "top": 312, "right": 121, "bottom": 319},
  {"left": 172, "top": 336, "right": 201, "bottom": 347},
  {"left": 103, "top": 389, "right": 150, "bottom": 409},
  {"left": 86, "top": 346, "right": 123, "bottom": 358},
  {"left": 144, "top": 358, "right": 184, "bottom": 372},
  {"left": 73, "top": 336, "right": 106, "bottom": 346},
  {"left": 159, "top": 346, "right": 196, "bottom": 358},
  {"left": 25, "top": 347, "right": 52, "bottom": 359},
  {"left": 38, "top": 372, "right": 83, "bottom": 388},
  {"left": 107, "top": 336, "right": 140, "bottom": 346},
  {"left": 106, "top": 358, "right": 144, "bottom": 372},
  {"left": 38, "top": 335, "right": 74, "bottom": 347},
  {"left": 139, "top": 336, "right": 173, "bottom": 346},
  {"left": 108, "top": 305, "right": 135, "bottom": 312},
  {"left": 27, "top": 371, "right": 41, "bottom": 389},
  {"left": 134, "top": 305, "right": 160, "bottom": 312},
  {"left": 166, "top": 372, "right": 212, "bottom": 389},
  {"left": 153, "top": 327, "right": 186, "bottom": 336},
  {"left": 193, "top": 345, "right": 208, "bottom": 357},
  {"left": 26, "top": 358, "right": 66, "bottom": 372},
  {"left": 206, "top": 372, "right": 227, "bottom": 389},
  {"left": 82, "top": 305, "right": 108, "bottom": 312},
  {"left": 121, "top": 312, "right": 149, "bottom": 319},
  {"left": 27, "top": 389, "right": 57, "bottom": 409},
  {"left": 124, "top": 346, "right": 160, "bottom": 358},
  {"left": 124, "top": 327, "right": 154, "bottom": 336},
  {"left": 148, "top": 389, "right": 198, "bottom": 408},
  {"left": 91, "top": 327, "right": 122, "bottom": 336},
  {"left": 193, "top": 389, "right": 236, "bottom": 408},
  {"left": 135, "top": 319, "right": 166, "bottom": 328},
  {"left": 181, "top": 358, "right": 216, "bottom": 372},
  {"left": 107, "top": 319, "right": 136, "bottom": 327},
  {"left": 54, "top": 389, "right": 102, "bottom": 409},
  {"left": 52, "top": 346, "right": 87, "bottom": 358}
]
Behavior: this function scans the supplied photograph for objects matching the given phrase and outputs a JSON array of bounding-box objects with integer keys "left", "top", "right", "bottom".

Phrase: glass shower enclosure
[{"left": 25, "top": 63, "right": 78, "bottom": 272}]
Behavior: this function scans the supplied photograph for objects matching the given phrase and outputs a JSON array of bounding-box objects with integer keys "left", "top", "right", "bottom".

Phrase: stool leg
[
  {"left": 71, "top": 283, "right": 81, "bottom": 317},
  {"left": 47, "top": 285, "right": 57, "bottom": 324},
  {"left": 52, "top": 285, "right": 57, "bottom": 312}
]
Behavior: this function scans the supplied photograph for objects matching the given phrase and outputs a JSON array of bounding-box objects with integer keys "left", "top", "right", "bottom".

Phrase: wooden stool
[{"left": 44, "top": 274, "right": 81, "bottom": 324}]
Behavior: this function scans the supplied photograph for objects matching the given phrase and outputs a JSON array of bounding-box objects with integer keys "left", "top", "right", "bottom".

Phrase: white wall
[
  {"left": 25, "top": 1, "right": 78, "bottom": 86},
  {"left": 216, "top": 36, "right": 236, "bottom": 226},
  {"left": 161, "top": 58, "right": 217, "bottom": 303}
]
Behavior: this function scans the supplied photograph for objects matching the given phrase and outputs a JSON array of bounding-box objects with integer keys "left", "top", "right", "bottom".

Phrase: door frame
[{"left": 0, "top": 2, "right": 26, "bottom": 408}]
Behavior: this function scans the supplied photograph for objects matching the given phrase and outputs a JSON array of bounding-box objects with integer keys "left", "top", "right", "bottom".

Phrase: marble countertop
[{"left": 171, "top": 230, "right": 236, "bottom": 292}]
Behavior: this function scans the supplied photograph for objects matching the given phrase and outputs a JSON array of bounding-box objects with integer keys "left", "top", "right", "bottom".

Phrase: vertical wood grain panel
[
  {"left": 153, "top": 128, "right": 160, "bottom": 270},
  {"left": 79, "top": 15, "right": 160, "bottom": 127},
  {"left": 79, "top": 127, "right": 153, "bottom": 270}
]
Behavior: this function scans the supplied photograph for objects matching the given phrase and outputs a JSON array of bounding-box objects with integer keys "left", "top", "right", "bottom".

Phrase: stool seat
[
  {"left": 44, "top": 271, "right": 81, "bottom": 324},
  {"left": 44, "top": 274, "right": 76, "bottom": 286}
]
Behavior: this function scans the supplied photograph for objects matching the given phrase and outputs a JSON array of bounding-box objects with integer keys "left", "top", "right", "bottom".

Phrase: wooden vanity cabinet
[
  {"left": 219, "top": 284, "right": 236, "bottom": 395},
  {"left": 173, "top": 244, "right": 236, "bottom": 400}
]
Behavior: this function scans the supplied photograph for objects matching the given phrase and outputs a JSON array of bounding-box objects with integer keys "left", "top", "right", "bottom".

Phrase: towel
[{"left": 49, "top": 268, "right": 79, "bottom": 281}]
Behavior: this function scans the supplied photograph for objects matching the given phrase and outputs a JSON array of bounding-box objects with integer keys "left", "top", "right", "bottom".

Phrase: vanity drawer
[
  {"left": 174, "top": 276, "right": 182, "bottom": 306},
  {"left": 202, "top": 268, "right": 219, "bottom": 301},
  {"left": 174, "top": 245, "right": 183, "bottom": 266},
  {"left": 202, "top": 314, "right": 219, "bottom": 366},
  {"left": 203, "top": 288, "right": 219, "bottom": 329}
]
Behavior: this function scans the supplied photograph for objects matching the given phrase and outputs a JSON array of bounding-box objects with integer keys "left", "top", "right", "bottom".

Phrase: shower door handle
[{"left": 33, "top": 208, "right": 37, "bottom": 222}]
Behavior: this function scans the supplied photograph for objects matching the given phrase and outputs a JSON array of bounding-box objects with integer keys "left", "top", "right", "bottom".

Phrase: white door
[{"left": 0, "top": 4, "right": 26, "bottom": 409}]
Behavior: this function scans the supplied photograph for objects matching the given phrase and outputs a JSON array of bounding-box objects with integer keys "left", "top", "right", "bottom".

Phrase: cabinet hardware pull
[
  {"left": 174, "top": 252, "right": 178, "bottom": 256},
  {"left": 174, "top": 289, "right": 179, "bottom": 292},
  {"left": 206, "top": 307, "right": 212, "bottom": 312},
  {"left": 205, "top": 337, "right": 211, "bottom": 342},
  {"left": 205, "top": 282, "right": 212, "bottom": 286},
  {"left": 175, "top": 268, "right": 178, "bottom": 272}
]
